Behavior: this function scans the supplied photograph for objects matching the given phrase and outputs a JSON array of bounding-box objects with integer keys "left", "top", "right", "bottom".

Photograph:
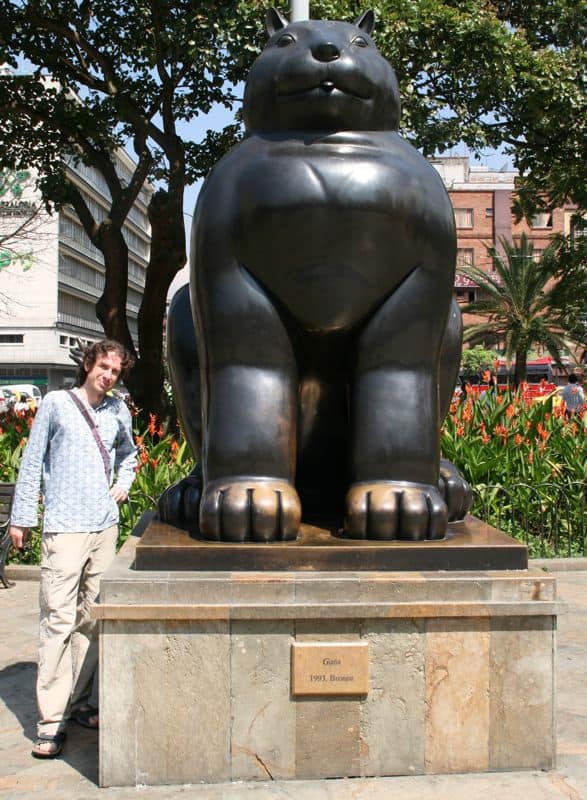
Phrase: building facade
[
  {"left": 0, "top": 155, "right": 152, "bottom": 391},
  {"left": 431, "top": 156, "right": 579, "bottom": 305}
]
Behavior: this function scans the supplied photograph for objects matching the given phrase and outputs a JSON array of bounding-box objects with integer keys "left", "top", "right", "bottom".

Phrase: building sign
[
  {"left": 0, "top": 169, "right": 31, "bottom": 199},
  {"left": 0, "top": 249, "right": 33, "bottom": 272},
  {"left": 0, "top": 200, "right": 38, "bottom": 217}
]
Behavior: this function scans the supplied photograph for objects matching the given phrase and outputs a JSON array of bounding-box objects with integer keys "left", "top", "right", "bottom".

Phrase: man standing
[
  {"left": 9, "top": 340, "right": 137, "bottom": 759},
  {"left": 561, "top": 373, "right": 585, "bottom": 418}
]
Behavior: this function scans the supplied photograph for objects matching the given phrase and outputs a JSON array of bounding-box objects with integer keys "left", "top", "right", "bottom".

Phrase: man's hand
[
  {"left": 110, "top": 486, "right": 128, "bottom": 504},
  {"left": 9, "top": 525, "right": 31, "bottom": 551}
]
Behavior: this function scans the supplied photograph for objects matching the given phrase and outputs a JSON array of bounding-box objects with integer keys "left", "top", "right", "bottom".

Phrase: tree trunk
[
  {"left": 513, "top": 343, "right": 528, "bottom": 388},
  {"left": 136, "top": 186, "right": 186, "bottom": 421},
  {"left": 94, "top": 222, "right": 148, "bottom": 403},
  {"left": 95, "top": 222, "right": 135, "bottom": 355}
]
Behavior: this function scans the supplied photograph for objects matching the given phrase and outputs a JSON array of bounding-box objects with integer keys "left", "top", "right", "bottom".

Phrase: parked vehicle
[{"left": 0, "top": 384, "right": 43, "bottom": 410}]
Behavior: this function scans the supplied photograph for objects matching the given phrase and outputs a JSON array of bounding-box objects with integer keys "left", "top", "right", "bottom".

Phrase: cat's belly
[{"left": 233, "top": 149, "right": 431, "bottom": 332}]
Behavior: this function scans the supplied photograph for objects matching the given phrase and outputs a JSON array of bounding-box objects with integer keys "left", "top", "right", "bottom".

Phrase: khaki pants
[{"left": 37, "top": 526, "right": 118, "bottom": 736}]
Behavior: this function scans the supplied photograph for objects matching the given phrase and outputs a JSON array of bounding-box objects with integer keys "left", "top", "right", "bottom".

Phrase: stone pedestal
[{"left": 96, "top": 527, "right": 561, "bottom": 787}]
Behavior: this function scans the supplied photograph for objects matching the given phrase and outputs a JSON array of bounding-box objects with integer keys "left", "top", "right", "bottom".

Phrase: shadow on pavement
[{"left": 0, "top": 659, "right": 99, "bottom": 785}]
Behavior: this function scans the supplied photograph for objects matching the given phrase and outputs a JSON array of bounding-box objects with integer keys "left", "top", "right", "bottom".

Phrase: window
[
  {"left": 455, "top": 289, "right": 476, "bottom": 303},
  {"left": 485, "top": 208, "right": 494, "bottom": 217},
  {"left": 454, "top": 208, "right": 473, "bottom": 228},
  {"left": 456, "top": 248, "right": 474, "bottom": 267},
  {"left": 0, "top": 334, "right": 24, "bottom": 343},
  {"left": 531, "top": 212, "right": 552, "bottom": 229},
  {"left": 571, "top": 216, "right": 586, "bottom": 239},
  {"left": 57, "top": 291, "right": 102, "bottom": 333}
]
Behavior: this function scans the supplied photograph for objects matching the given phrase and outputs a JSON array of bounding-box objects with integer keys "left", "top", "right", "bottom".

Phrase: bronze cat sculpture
[{"left": 160, "top": 9, "right": 471, "bottom": 542}]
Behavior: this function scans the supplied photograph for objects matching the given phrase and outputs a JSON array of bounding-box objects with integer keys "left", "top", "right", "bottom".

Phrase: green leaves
[{"left": 461, "top": 234, "right": 583, "bottom": 384}]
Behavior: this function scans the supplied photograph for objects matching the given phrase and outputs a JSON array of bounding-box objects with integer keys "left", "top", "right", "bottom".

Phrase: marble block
[{"left": 96, "top": 535, "right": 562, "bottom": 787}]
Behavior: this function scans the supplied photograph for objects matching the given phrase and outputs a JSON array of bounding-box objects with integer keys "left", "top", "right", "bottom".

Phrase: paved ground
[{"left": 0, "top": 567, "right": 585, "bottom": 800}]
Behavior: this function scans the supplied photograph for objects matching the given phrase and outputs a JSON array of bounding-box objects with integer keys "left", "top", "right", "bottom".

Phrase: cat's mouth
[{"left": 280, "top": 80, "right": 371, "bottom": 101}]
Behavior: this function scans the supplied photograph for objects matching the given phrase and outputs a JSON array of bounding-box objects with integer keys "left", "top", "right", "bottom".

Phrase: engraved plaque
[{"left": 291, "top": 642, "right": 369, "bottom": 696}]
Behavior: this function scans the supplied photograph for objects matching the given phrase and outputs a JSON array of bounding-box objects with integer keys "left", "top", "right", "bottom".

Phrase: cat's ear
[
  {"left": 353, "top": 10, "right": 375, "bottom": 35},
  {"left": 266, "top": 7, "right": 289, "bottom": 36}
]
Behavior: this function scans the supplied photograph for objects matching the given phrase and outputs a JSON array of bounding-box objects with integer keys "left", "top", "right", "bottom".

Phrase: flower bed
[
  {"left": 2, "top": 386, "right": 585, "bottom": 564},
  {"left": 442, "top": 387, "right": 586, "bottom": 556}
]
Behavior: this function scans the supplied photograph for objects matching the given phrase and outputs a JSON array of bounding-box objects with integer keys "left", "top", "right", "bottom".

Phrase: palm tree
[{"left": 460, "top": 234, "right": 579, "bottom": 386}]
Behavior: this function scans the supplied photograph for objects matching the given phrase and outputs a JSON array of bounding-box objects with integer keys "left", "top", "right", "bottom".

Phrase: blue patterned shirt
[{"left": 10, "top": 389, "right": 137, "bottom": 533}]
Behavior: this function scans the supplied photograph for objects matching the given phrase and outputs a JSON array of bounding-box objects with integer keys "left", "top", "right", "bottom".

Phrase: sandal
[
  {"left": 72, "top": 705, "right": 99, "bottom": 729},
  {"left": 31, "top": 731, "right": 66, "bottom": 759}
]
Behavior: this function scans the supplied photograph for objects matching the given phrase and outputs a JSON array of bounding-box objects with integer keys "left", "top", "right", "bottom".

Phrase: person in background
[
  {"left": 561, "top": 373, "right": 585, "bottom": 418},
  {"left": 9, "top": 340, "right": 137, "bottom": 759}
]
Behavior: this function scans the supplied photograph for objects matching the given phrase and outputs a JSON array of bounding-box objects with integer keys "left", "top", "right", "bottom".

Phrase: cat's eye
[
  {"left": 276, "top": 33, "right": 296, "bottom": 47},
  {"left": 352, "top": 35, "right": 369, "bottom": 48}
]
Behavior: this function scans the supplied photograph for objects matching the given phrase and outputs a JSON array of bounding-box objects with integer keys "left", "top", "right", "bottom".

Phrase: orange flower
[
  {"left": 527, "top": 452, "right": 534, "bottom": 464},
  {"left": 148, "top": 413, "right": 157, "bottom": 436},
  {"left": 26, "top": 416, "right": 33, "bottom": 428},
  {"left": 496, "top": 395, "right": 503, "bottom": 405},
  {"left": 140, "top": 450, "right": 148, "bottom": 466},
  {"left": 505, "top": 403, "right": 515, "bottom": 419},
  {"left": 150, "top": 458, "right": 159, "bottom": 468},
  {"left": 462, "top": 400, "right": 474, "bottom": 423},
  {"left": 481, "top": 433, "right": 490, "bottom": 445},
  {"left": 456, "top": 424, "right": 465, "bottom": 437},
  {"left": 170, "top": 440, "right": 178, "bottom": 453},
  {"left": 20, "top": 437, "right": 26, "bottom": 447},
  {"left": 135, "top": 435, "right": 144, "bottom": 446},
  {"left": 514, "top": 434, "right": 523, "bottom": 447},
  {"left": 536, "top": 423, "right": 549, "bottom": 442}
]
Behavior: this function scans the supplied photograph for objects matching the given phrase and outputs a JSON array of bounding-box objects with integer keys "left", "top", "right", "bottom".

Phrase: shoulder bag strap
[{"left": 66, "top": 390, "right": 111, "bottom": 480}]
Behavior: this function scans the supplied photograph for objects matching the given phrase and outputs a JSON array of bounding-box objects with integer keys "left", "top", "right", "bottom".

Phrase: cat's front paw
[
  {"left": 199, "top": 478, "right": 301, "bottom": 542},
  {"left": 344, "top": 482, "right": 448, "bottom": 541}
]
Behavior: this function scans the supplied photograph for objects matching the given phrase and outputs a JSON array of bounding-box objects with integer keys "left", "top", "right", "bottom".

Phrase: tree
[
  {"left": 0, "top": 1, "right": 584, "bottom": 415},
  {"left": 316, "top": 0, "right": 586, "bottom": 215},
  {"left": 460, "top": 345, "right": 499, "bottom": 377},
  {"left": 0, "top": 0, "right": 262, "bottom": 416},
  {"left": 459, "top": 234, "right": 584, "bottom": 386}
]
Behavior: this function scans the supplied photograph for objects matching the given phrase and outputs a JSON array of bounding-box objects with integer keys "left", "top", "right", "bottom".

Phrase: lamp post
[{"left": 290, "top": 1, "right": 309, "bottom": 21}]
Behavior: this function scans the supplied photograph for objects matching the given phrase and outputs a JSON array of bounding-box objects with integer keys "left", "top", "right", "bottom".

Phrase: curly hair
[{"left": 75, "top": 339, "right": 135, "bottom": 387}]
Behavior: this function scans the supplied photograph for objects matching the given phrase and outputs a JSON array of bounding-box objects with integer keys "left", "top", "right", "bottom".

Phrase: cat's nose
[{"left": 312, "top": 42, "right": 340, "bottom": 62}]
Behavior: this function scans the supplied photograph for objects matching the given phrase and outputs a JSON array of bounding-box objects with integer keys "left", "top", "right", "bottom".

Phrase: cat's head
[{"left": 243, "top": 9, "right": 401, "bottom": 133}]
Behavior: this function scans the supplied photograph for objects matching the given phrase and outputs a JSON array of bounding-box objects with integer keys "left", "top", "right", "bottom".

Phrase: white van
[{"left": 1, "top": 384, "right": 43, "bottom": 410}]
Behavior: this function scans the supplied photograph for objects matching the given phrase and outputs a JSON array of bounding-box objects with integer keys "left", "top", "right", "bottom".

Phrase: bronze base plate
[{"left": 134, "top": 516, "right": 528, "bottom": 571}]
